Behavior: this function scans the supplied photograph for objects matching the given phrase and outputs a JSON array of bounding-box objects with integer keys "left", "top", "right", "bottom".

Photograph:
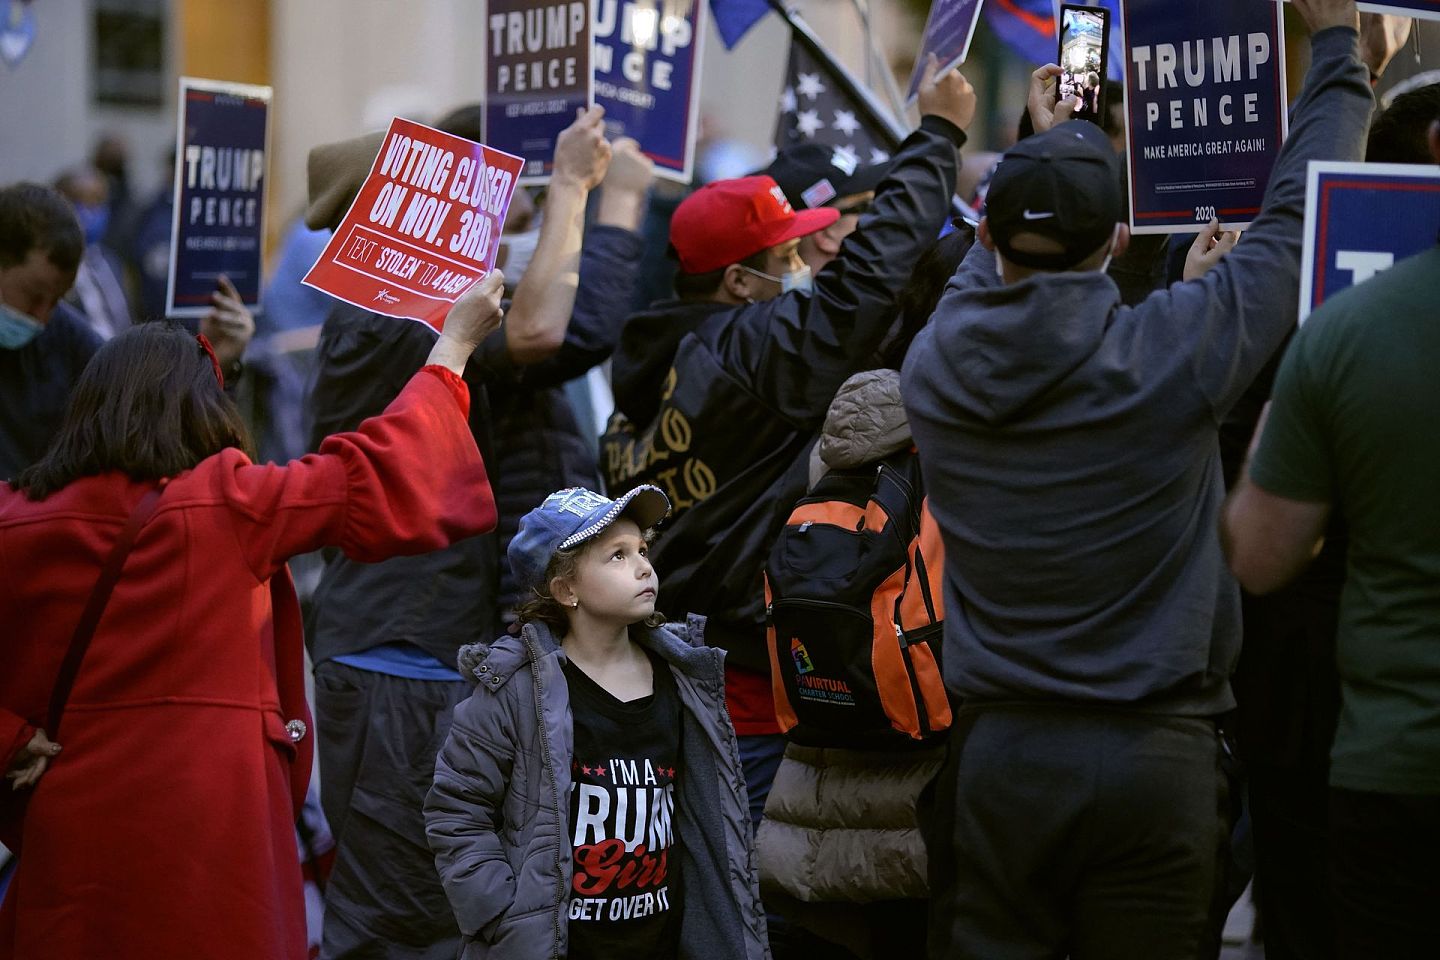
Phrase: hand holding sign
[
  {"left": 428, "top": 270, "right": 507, "bottom": 374},
  {"left": 1027, "top": 64, "right": 1082, "bottom": 135},
  {"left": 1359, "top": 12, "right": 1412, "bottom": 77},
  {"left": 604, "top": 138, "right": 655, "bottom": 196},
  {"left": 1291, "top": 0, "right": 1360, "bottom": 32},
  {"left": 199, "top": 275, "right": 256, "bottom": 369},
  {"left": 916, "top": 54, "right": 977, "bottom": 132},
  {"left": 554, "top": 105, "right": 613, "bottom": 190},
  {"left": 1183, "top": 219, "right": 1242, "bottom": 280},
  {"left": 597, "top": 138, "right": 656, "bottom": 231}
]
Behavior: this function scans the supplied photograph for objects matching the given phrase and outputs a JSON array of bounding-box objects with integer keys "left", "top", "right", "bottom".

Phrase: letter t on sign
[{"left": 1335, "top": 251, "right": 1394, "bottom": 286}]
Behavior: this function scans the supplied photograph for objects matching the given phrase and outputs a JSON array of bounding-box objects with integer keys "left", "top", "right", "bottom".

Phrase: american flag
[{"left": 774, "top": 30, "right": 901, "bottom": 170}]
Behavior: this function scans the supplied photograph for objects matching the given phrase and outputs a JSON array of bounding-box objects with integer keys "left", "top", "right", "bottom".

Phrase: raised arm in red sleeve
[{"left": 206, "top": 364, "right": 498, "bottom": 582}]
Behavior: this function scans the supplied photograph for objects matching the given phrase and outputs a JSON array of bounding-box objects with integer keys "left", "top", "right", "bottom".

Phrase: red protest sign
[{"left": 303, "top": 118, "right": 524, "bottom": 331}]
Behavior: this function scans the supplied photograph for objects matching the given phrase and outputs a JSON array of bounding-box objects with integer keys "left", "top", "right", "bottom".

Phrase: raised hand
[
  {"left": 199, "top": 275, "right": 256, "bottom": 369},
  {"left": 553, "top": 105, "right": 612, "bottom": 191},
  {"left": 1291, "top": 0, "right": 1360, "bottom": 35},
  {"left": 1027, "top": 64, "right": 1081, "bottom": 136},
  {"left": 917, "top": 53, "right": 977, "bottom": 132},
  {"left": 602, "top": 137, "right": 654, "bottom": 197},
  {"left": 1183, "top": 219, "right": 1241, "bottom": 281},
  {"left": 1360, "top": 12, "right": 1412, "bottom": 80},
  {"left": 597, "top": 137, "right": 655, "bottom": 231},
  {"left": 428, "top": 269, "right": 506, "bottom": 374}
]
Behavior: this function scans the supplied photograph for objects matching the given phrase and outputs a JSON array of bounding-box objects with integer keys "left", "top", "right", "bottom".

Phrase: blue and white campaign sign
[
  {"left": 1299, "top": 162, "right": 1440, "bottom": 323},
  {"left": 905, "top": 0, "right": 986, "bottom": 105},
  {"left": 592, "top": 0, "right": 706, "bottom": 183},
  {"left": 166, "top": 77, "right": 271, "bottom": 318},
  {"left": 1120, "top": 0, "right": 1287, "bottom": 234},
  {"left": 484, "top": 0, "right": 593, "bottom": 184}
]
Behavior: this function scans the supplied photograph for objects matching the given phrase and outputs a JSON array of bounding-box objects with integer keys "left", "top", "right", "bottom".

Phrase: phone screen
[{"left": 1058, "top": 4, "right": 1109, "bottom": 126}]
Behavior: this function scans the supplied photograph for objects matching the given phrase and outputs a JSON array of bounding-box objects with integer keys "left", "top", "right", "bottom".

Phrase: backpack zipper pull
[{"left": 798, "top": 520, "right": 813, "bottom": 533}]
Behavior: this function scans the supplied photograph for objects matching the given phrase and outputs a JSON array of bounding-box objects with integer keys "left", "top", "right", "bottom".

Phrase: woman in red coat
[{"left": 0, "top": 272, "right": 506, "bottom": 960}]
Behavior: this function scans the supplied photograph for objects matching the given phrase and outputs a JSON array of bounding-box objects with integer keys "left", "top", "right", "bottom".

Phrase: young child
[{"left": 425, "top": 485, "right": 770, "bottom": 960}]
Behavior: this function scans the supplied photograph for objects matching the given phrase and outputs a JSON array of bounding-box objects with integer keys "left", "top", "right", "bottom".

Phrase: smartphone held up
[{"left": 1058, "top": 4, "right": 1110, "bottom": 126}]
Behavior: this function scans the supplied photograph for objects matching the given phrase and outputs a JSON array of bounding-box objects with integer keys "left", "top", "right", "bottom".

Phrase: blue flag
[
  {"left": 984, "top": 0, "right": 1055, "bottom": 65},
  {"left": 985, "top": 0, "right": 1123, "bottom": 79},
  {"left": 711, "top": 0, "right": 771, "bottom": 49}
]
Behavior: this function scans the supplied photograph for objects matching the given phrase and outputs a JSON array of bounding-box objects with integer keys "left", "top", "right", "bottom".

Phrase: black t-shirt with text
[{"left": 564, "top": 649, "right": 683, "bottom": 960}]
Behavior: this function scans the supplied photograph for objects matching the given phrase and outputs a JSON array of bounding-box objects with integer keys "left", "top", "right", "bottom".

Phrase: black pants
[
  {"left": 1244, "top": 764, "right": 1333, "bottom": 959},
  {"left": 1329, "top": 787, "right": 1440, "bottom": 959},
  {"left": 1233, "top": 584, "right": 1342, "bottom": 960},
  {"left": 314, "top": 660, "right": 472, "bottom": 960},
  {"left": 923, "top": 704, "right": 1230, "bottom": 960}
]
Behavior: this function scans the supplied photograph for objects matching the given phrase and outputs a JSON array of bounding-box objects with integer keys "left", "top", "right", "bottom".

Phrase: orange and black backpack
[{"left": 764, "top": 449, "right": 951, "bottom": 749}]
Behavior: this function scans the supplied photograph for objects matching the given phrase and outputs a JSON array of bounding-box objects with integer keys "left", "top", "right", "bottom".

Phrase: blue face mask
[
  {"left": 0, "top": 302, "right": 43, "bottom": 350},
  {"left": 74, "top": 203, "right": 110, "bottom": 245},
  {"left": 742, "top": 263, "right": 814, "bottom": 297}
]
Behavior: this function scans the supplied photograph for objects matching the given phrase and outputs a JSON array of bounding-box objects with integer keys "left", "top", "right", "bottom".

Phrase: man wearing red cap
[{"left": 599, "top": 55, "right": 974, "bottom": 862}]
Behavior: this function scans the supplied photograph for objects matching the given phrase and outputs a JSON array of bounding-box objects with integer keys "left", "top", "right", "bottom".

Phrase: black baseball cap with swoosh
[{"left": 985, "top": 120, "right": 1123, "bottom": 271}]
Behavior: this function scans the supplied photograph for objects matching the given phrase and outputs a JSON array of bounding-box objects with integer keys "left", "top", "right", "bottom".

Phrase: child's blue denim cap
[{"left": 508, "top": 485, "right": 671, "bottom": 592}]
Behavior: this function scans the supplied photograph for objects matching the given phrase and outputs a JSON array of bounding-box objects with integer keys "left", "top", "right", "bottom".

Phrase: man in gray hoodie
[{"left": 900, "top": 0, "right": 1373, "bottom": 956}]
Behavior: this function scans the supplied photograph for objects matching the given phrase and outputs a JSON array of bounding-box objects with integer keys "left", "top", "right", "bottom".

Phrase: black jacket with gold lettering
[{"left": 600, "top": 117, "right": 964, "bottom": 673}]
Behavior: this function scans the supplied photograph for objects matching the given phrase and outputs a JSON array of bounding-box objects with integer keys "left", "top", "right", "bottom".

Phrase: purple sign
[
  {"left": 592, "top": 0, "right": 706, "bottom": 183},
  {"left": 1299, "top": 162, "right": 1440, "bottom": 323},
  {"left": 906, "top": 0, "right": 986, "bottom": 104},
  {"left": 167, "top": 77, "right": 271, "bottom": 318},
  {"left": 484, "top": 0, "right": 593, "bottom": 184},
  {"left": 1120, "top": 0, "right": 1287, "bottom": 234}
]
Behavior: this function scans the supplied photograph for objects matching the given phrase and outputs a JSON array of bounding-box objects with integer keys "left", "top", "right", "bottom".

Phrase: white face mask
[
  {"left": 741, "top": 263, "right": 814, "bottom": 297},
  {"left": 497, "top": 221, "right": 542, "bottom": 288},
  {"left": 1097, "top": 223, "right": 1123, "bottom": 275}
]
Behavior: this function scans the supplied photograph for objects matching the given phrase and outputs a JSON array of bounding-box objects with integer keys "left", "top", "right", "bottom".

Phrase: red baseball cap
[{"left": 670, "top": 175, "right": 840, "bottom": 274}]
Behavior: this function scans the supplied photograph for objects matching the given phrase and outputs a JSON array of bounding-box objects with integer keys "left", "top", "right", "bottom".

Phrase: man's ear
[
  {"left": 720, "top": 262, "right": 753, "bottom": 302},
  {"left": 978, "top": 216, "right": 996, "bottom": 251}
]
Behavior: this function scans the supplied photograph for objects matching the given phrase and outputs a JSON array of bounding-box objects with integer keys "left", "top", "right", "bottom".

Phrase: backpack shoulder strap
[
  {"left": 873, "top": 448, "right": 925, "bottom": 541},
  {"left": 46, "top": 484, "right": 166, "bottom": 736}
]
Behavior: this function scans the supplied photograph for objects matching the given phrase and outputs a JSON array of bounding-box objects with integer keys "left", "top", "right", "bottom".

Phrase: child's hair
[{"left": 512, "top": 527, "right": 666, "bottom": 632}]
